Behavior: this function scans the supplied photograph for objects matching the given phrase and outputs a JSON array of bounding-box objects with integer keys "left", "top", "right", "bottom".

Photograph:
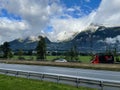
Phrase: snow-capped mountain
[
  {"left": 9, "top": 25, "right": 120, "bottom": 53},
  {"left": 72, "top": 25, "right": 120, "bottom": 52}
]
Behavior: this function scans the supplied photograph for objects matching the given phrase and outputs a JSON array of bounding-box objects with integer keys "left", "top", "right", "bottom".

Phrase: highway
[{"left": 0, "top": 63, "right": 120, "bottom": 81}]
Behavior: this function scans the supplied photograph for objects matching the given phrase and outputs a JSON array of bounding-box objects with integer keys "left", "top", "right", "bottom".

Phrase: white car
[{"left": 55, "top": 59, "right": 67, "bottom": 62}]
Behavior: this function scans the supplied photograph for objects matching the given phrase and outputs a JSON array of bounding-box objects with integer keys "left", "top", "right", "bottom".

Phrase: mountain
[
  {"left": 10, "top": 37, "right": 51, "bottom": 51},
  {"left": 71, "top": 26, "right": 120, "bottom": 52},
  {"left": 9, "top": 26, "right": 120, "bottom": 53}
]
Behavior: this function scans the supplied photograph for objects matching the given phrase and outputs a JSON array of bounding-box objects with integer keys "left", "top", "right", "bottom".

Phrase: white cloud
[
  {"left": 48, "top": 0, "right": 120, "bottom": 41},
  {"left": 93, "top": 0, "right": 120, "bottom": 27},
  {"left": 47, "top": 11, "right": 96, "bottom": 41},
  {"left": 28, "top": 36, "right": 39, "bottom": 41},
  {"left": 105, "top": 35, "right": 120, "bottom": 44},
  {"left": 0, "top": 17, "right": 28, "bottom": 31},
  {"left": 0, "top": 0, "right": 62, "bottom": 43},
  {"left": 0, "top": 0, "right": 120, "bottom": 44},
  {"left": 0, "top": 17, "right": 29, "bottom": 44}
]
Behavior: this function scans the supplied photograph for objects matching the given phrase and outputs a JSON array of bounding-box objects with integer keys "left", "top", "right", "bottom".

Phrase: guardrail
[{"left": 0, "top": 68, "right": 120, "bottom": 90}]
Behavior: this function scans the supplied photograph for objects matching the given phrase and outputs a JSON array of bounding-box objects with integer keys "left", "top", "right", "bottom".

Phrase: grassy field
[
  {"left": 0, "top": 74, "right": 95, "bottom": 90},
  {"left": 11, "top": 55, "right": 120, "bottom": 64},
  {"left": 13, "top": 55, "right": 36, "bottom": 60},
  {"left": 47, "top": 55, "right": 92, "bottom": 63},
  {"left": 11, "top": 55, "right": 91, "bottom": 63},
  {"left": 79, "top": 56, "right": 92, "bottom": 63}
]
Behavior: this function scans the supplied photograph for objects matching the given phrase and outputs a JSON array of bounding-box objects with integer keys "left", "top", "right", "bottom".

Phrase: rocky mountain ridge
[{"left": 9, "top": 25, "right": 120, "bottom": 53}]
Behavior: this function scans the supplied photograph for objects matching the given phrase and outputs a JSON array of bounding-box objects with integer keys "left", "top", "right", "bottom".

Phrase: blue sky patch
[
  {"left": 60, "top": 0, "right": 101, "bottom": 18},
  {"left": 0, "top": 8, "right": 22, "bottom": 21},
  {"left": 44, "top": 26, "right": 53, "bottom": 33}
]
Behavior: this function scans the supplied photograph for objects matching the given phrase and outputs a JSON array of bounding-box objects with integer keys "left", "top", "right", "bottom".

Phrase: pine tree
[
  {"left": 36, "top": 36, "right": 46, "bottom": 60},
  {"left": 1, "top": 42, "right": 12, "bottom": 58},
  {"left": 68, "top": 45, "right": 79, "bottom": 62}
]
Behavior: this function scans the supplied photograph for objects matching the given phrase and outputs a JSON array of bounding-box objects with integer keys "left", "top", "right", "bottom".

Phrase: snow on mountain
[{"left": 9, "top": 25, "right": 120, "bottom": 52}]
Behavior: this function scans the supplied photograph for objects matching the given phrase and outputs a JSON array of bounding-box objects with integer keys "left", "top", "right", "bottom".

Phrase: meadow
[
  {"left": 0, "top": 74, "right": 95, "bottom": 90},
  {"left": 11, "top": 55, "right": 92, "bottom": 63}
]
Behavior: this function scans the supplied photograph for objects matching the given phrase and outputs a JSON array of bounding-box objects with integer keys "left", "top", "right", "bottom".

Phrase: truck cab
[{"left": 92, "top": 54, "right": 114, "bottom": 64}]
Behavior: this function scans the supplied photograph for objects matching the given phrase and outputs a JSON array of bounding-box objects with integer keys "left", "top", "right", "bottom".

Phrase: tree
[
  {"left": 1, "top": 42, "right": 12, "bottom": 58},
  {"left": 36, "top": 36, "right": 46, "bottom": 60},
  {"left": 114, "top": 39, "right": 119, "bottom": 62},
  {"left": 18, "top": 49, "right": 24, "bottom": 60},
  {"left": 65, "top": 45, "right": 79, "bottom": 62}
]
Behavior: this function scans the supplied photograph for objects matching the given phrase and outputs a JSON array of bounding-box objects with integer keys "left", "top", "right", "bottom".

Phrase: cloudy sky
[{"left": 0, "top": 0, "right": 120, "bottom": 44}]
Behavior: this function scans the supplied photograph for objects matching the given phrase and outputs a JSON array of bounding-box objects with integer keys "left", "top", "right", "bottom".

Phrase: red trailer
[{"left": 91, "top": 54, "right": 114, "bottom": 64}]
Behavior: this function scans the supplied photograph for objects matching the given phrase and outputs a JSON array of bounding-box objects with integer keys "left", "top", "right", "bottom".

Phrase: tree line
[
  {"left": 0, "top": 36, "right": 79, "bottom": 61},
  {"left": 0, "top": 36, "right": 46, "bottom": 60},
  {"left": 1, "top": 35, "right": 119, "bottom": 62}
]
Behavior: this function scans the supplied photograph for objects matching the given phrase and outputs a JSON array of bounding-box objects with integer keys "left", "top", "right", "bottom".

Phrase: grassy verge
[
  {"left": 0, "top": 60, "right": 120, "bottom": 71},
  {"left": 0, "top": 74, "right": 95, "bottom": 90}
]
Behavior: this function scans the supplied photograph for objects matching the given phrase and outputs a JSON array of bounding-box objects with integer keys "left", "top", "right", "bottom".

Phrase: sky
[{"left": 0, "top": 0, "right": 120, "bottom": 44}]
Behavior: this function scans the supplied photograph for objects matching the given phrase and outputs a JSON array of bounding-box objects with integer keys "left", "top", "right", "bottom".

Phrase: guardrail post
[
  {"left": 57, "top": 76, "right": 60, "bottom": 83},
  {"left": 41, "top": 74, "right": 44, "bottom": 80},
  {"left": 5, "top": 70, "right": 8, "bottom": 75},
  {"left": 15, "top": 71, "right": 18, "bottom": 77},
  {"left": 27, "top": 73, "right": 30, "bottom": 79},
  {"left": 100, "top": 81, "right": 104, "bottom": 90},
  {"left": 76, "top": 78, "right": 79, "bottom": 88}
]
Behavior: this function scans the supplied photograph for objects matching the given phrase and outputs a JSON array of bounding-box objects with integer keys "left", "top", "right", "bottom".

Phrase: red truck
[{"left": 91, "top": 54, "right": 114, "bottom": 64}]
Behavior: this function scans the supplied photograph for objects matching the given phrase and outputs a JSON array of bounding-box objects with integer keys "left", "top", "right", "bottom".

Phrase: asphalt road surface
[{"left": 0, "top": 63, "right": 120, "bottom": 90}]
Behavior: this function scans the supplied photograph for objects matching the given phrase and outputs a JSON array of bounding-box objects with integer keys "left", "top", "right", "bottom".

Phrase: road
[{"left": 0, "top": 63, "right": 120, "bottom": 82}]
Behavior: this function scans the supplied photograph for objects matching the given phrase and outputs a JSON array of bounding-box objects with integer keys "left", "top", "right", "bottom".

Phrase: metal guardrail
[{"left": 0, "top": 68, "right": 120, "bottom": 90}]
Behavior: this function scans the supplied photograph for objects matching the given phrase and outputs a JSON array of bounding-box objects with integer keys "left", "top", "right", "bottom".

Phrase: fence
[{"left": 0, "top": 68, "right": 120, "bottom": 90}]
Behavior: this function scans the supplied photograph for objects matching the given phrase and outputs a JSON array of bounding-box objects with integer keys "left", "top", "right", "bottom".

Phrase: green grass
[
  {"left": 11, "top": 55, "right": 92, "bottom": 63},
  {"left": 0, "top": 74, "right": 95, "bottom": 90},
  {"left": 46, "top": 55, "right": 58, "bottom": 60},
  {"left": 9, "top": 54, "right": 120, "bottom": 63},
  {"left": 79, "top": 56, "right": 92, "bottom": 63},
  {"left": 45, "top": 55, "right": 92, "bottom": 63},
  {"left": 12, "top": 55, "right": 58, "bottom": 61},
  {"left": 12, "top": 55, "right": 36, "bottom": 60}
]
